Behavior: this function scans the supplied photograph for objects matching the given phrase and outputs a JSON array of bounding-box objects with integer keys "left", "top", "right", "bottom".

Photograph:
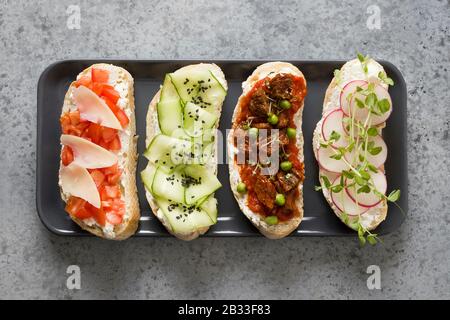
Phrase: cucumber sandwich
[{"left": 141, "top": 64, "right": 227, "bottom": 240}]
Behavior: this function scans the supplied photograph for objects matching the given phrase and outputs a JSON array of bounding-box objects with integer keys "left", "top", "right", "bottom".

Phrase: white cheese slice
[
  {"left": 72, "top": 85, "right": 122, "bottom": 130},
  {"left": 61, "top": 134, "right": 118, "bottom": 169},
  {"left": 60, "top": 163, "right": 101, "bottom": 208}
]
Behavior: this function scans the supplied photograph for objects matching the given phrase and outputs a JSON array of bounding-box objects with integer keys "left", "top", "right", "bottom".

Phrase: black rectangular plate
[{"left": 36, "top": 60, "right": 407, "bottom": 237}]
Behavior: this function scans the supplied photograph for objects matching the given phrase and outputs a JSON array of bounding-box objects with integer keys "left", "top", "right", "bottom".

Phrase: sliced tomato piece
[
  {"left": 61, "top": 146, "right": 74, "bottom": 166},
  {"left": 90, "top": 169, "right": 105, "bottom": 188},
  {"left": 86, "top": 123, "right": 102, "bottom": 144},
  {"left": 103, "top": 164, "right": 119, "bottom": 176},
  {"left": 114, "top": 108, "right": 129, "bottom": 128},
  {"left": 109, "top": 136, "right": 121, "bottom": 151},
  {"left": 72, "top": 207, "right": 92, "bottom": 219},
  {"left": 65, "top": 197, "right": 86, "bottom": 216},
  {"left": 93, "top": 208, "right": 106, "bottom": 226},
  {"left": 68, "top": 111, "right": 80, "bottom": 125},
  {"left": 74, "top": 76, "right": 91, "bottom": 88},
  {"left": 101, "top": 127, "right": 117, "bottom": 143},
  {"left": 85, "top": 203, "right": 106, "bottom": 226},
  {"left": 101, "top": 85, "right": 120, "bottom": 104},
  {"left": 91, "top": 82, "right": 104, "bottom": 96},
  {"left": 105, "top": 185, "right": 120, "bottom": 198},
  {"left": 102, "top": 96, "right": 119, "bottom": 113},
  {"left": 101, "top": 96, "right": 129, "bottom": 128},
  {"left": 107, "top": 171, "right": 121, "bottom": 185},
  {"left": 106, "top": 212, "right": 122, "bottom": 225},
  {"left": 91, "top": 68, "right": 109, "bottom": 83},
  {"left": 111, "top": 199, "right": 125, "bottom": 215}
]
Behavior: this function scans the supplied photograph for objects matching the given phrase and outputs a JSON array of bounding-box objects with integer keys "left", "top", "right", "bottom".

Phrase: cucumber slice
[
  {"left": 201, "top": 142, "right": 215, "bottom": 165},
  {"left": 156, "top": 197, "right": 214, "bottom": 233},
  {"left": 158, "top": 75, "right": 183, "bottom": 136},
  {"left": 184, "top": 165, "right": 222, "bottom": 205},
  {"left": 152, "top": 167, "right": 185, "bottom": 203},
  {"left": 160, "top": 74, "right": 180, "bottom": 102},
  {"left": 183, "top": 102, "right": 218, "bottom": 137},
  {"left": 144, "top": 135, "right": 192, "bottom": 171},
  {"left": 200, "top": 196, "right": 218, "bottom": 223},
  {"left": 169, "top": 69, "right": 226, "bottom": 114},
  {"left": 141, "top": 164, "right": 157, "bottom": 192},
  {"left": 157, "top": 100, "right": 183, "bottom": 136}
]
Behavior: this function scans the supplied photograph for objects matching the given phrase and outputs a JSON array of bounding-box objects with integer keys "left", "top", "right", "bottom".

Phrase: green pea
[
  {"left": 280, "top": 161, "right": 292, "bottom": 172},
  {"left": 248, "top": 127, "right": 259, "bottom": 138},
  {"left": 265, "top": 215, "right": 279, "bottom": 225},
  {"left": 287, "top": 127, "right": 296, "bottom": 139},
  {"left": 279, "top": 100, "right": 291, "bottom": 109},
  {"left": 275, "top": 193, "right": 285, "bottom": 206},
  {"left": 237, "top": 182, "right": 247, "bottom": 193},
  {"left": 267, "top": 113, "right": 279, "bottom": 125}
]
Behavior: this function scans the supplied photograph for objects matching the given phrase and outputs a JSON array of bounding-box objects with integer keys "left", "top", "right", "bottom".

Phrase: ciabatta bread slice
[
  {"left": 228, "top": 62, "right": 306, "bottom": 239},
  {"left": 144, "top": 63, "right": 227, "bottom": 241},
  {"left": 313, "top": 58, "right": 388, "bottom": 231},
  {"left": 59, "top": 63, "right": 139, "bottom": 240}
]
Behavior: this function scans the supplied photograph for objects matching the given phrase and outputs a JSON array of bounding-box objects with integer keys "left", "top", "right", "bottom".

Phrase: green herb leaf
[
  {"left": 355, "top": 175, "right": 365, "bottom": 186},
  {"left": 357, "top": 52, "right": 365, "bottom": 63},
  {"left": 341, "top": 212, "right": 349, "bottom": 224},
  {"left": 330, "top": 130, "right": 341, "bottom": 141},
  {"left": 365, "top": 93, "right": 377, "bottom": 107},
  {"left": 359, "top": 236, "right": 367, "bottom": 246},
  {"left": 357, "top": 185, "right": 371, "bottom": 194},
  {"left": 314, "top": 185, "right": 322, "bottom": 191},
  {"left": 330, "top": 153, "right": 342, "bottom": 160},
  {"left": 331, "top": 185, "right": 343, "bottom": 193},
  {"left": 368, "top": 164, "right": 378, "bottom": 173},
  {"left": 387, "top": 189, "right": 401, "bottom": 202},
  {"left": 355, "top": 97, "right": 365, "bottom": 109},
  {"left": 369, "top": 146, "right": 382, "bottom": 155},
  {"left": 342, "top": 170, "right": 354, "bottom": 179},
  {"left": 378, "top": 71, "right": 394, "bottom": 86},
  {"left": 321, "top": 176, "right": 331, "bottom": 189},
  {"left": 367, "top": 234, "right": 378, "bottom": 245},
  {"left": 367, "top": 127, "right": 378, "bottom": 136},
  {"left": 377, "top": 98, "right": 391, "bottom": 114},
  {"left": 359, "top": 170, "right": 371, "bottom": 180}
]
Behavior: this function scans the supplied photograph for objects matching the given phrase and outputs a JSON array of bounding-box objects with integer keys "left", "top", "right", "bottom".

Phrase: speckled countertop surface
[{"left": 0, "top": 0, "right": 449, "bottom": 299}]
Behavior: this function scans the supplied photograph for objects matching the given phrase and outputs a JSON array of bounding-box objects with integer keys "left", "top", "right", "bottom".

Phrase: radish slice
[
  {"left": 369, "top": 85, "right": 392, "bottom": 126},
  {"left": 331, "top": 176, "right": 369, "bottom": 216},
  {"left": 365, "top": 135, "right": 387, "bottom": 168},
  {"left": 347, "top": 83, "right": 392, "bottom": 125},
  {"left": 317, "top": 146, "right": 352, "bottom": 173},
  {"left": 321, "top": 109, "right": 348, "bottom": 148},
  {"left": 340, "top": 80, "right": 367, "bottom": 117},
  {"left": 346, "top": 170, "right": 387, "bottom": 208}
]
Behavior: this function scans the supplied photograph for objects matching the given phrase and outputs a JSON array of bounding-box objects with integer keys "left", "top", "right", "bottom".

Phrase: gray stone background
[{"left": 0, "top": 0, "right": 448, "bottom": 299}]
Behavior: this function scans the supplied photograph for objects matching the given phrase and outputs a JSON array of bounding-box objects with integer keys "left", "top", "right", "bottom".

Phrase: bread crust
[
  {"left": 144, "top": 63, "right": 227, "bottom": 241},
  {"left": 227, "top": 62, "right": 306, "bottom": 239},
  {"left": 313, "top": 59, "right": 388, "bottom": 231},
  {"left": 59, "top": 63, "right": 139, "bottom": 240}
]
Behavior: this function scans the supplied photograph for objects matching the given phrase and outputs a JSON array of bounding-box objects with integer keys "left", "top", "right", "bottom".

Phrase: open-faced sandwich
[
  {"left": 313, "top": 54, "right": 400, "bottom": 244},
  {"left": 59, "top": 64, "right": 139, "bottom": 240},
  {"left": 228, "top": 62, "right": 307, "bottom": 239},
  {"left": 141, "top": 63, "right": 227, "bottom": 240}
]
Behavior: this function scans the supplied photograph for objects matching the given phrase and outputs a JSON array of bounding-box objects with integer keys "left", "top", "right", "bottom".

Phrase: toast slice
[
  {"left": 313, "top": 58, "right": 389, "bottom": 231},
  {"left": 143, "top": 63, "right": 227, "bottom": 241},
  {"left": 59, "top": 63, "right": 139, "bottom": 240},
  {"left": 228, "top": 62, "right": 307, "bottom": 239}
]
